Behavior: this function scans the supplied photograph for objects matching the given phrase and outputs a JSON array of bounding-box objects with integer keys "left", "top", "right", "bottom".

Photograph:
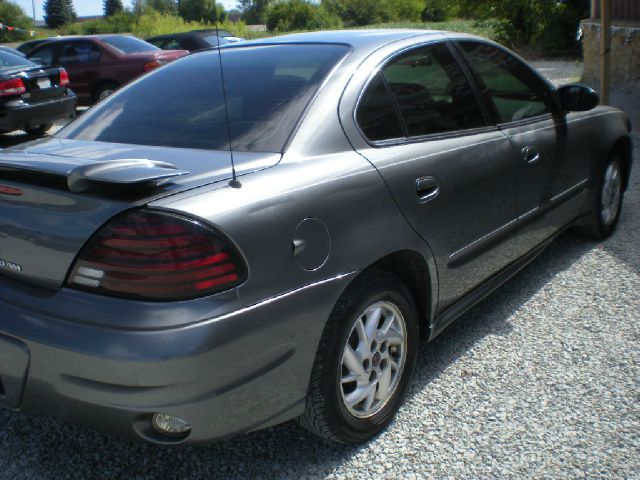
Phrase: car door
[
  {"left": 455, "top": 41, "right": 588, "bottom": 253},
  {"left": 348, "top": 41, "right": 522, "bottom": 311},
  {"left": 58, "top": 40, "right": 104, "bottom": 103}
]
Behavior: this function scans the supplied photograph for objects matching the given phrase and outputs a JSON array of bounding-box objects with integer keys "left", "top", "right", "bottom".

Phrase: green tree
[
  {"left": 322, "top": 0, "right": 392, "bottom": 26},
  {"left": 146, "top": 0, "right": 178, "bottom": 15},
  {"left": 178, "top": 0, "right": 226, "bottom": 22},
  {"left": 266, "top": 0, "right": 341, "bottom": 32},
  {"left": 104, "top": 0, "right": 124, "bottom": 16},
  {"left": 238, "top": 0, "right": 271, "bottom": 24},
  {"left": 44, "top": 0, "right": 77, "bottom": 28},
  {"left": 0, "top": 1, "right": 34, "bottom": 42}
]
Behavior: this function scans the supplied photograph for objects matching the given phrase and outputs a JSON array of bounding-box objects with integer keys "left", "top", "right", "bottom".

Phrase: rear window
[
  {"left": 58, "top": 44, "right": 349, "bottom": 153},
  {"left": 0, "top": 51, "right": 37, "bottom": 69},
  {"left": 101, "top": 35, "right": 159, "bottom": 53}
]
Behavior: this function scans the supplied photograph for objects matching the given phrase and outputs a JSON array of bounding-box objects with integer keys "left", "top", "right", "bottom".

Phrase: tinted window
[
  {"left": 203, "top": 35, "right": 230, "bottom": 47},
  {"left": 461, "top": 42, "right": 551, "bottom": 123},
  {"left": 382, "top": 43, "right": 485, "bottom": 137},
  {"left": 60, "top": 42, "right": 101, "bottom": 64},
  {"left": 101, "top": 35, "right": 159, "bottom": 53},
  {"left": 0, "top": 51, "right": 36, "bottom": 69},
  {"left": 59, "top": 44, "right": 349, "bottom": 153},
  {"left": 28, "top": 45, "right": 55, "bottom": 65},
  {"left": 356, "top": 73, "right": 404, "bottom": 141}
]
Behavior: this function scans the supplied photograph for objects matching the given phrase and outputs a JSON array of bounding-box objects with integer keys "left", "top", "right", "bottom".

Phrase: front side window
[
  {"left": 356, "top": 42, "right": 485, "bottom": 142},
  {"left": 58, "top": 44, "right": 349, "bottom": 153},
  {"left": 460, "top": 42, "right": 552, "bottom": 123}
]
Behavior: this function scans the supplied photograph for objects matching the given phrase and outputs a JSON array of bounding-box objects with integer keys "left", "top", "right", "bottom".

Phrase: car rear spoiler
[{"left": 0, "top": 155, "right": 189, "bottom": 193}]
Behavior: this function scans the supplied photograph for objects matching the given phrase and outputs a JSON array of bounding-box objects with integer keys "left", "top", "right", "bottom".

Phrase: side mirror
[{"left": 557, "top": 84, "right": 599, "bottom": 112}]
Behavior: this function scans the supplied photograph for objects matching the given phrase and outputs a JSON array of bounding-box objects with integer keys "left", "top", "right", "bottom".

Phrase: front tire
[
  {"left": 24, "top": 123, "right": 52, "bottom": 136},
  {"left": 575, "top": 154, "right": 624, "bottom": 239},
  {"left": 298, "top": 270, "right": 419, "bottom": 444}
]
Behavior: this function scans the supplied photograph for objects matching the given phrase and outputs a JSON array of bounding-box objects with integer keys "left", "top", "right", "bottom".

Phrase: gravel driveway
[{"left": 0, "top": 69, "right": 638, "bottom": 480}]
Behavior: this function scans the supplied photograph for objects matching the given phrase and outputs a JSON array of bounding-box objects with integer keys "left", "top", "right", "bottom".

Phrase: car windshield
[
  {"left": 0, "top": 50, "right": 37, "bottom": 69},
  {"left": 58, "top": 44, "right": 350, "bottom": 153},
  {"left": 101, "top": 35, "right": 159, "bottom": 53}
]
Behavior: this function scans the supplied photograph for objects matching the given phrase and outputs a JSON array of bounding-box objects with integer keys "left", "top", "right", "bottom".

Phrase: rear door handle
[
  {"left": 522, "top": 145, "right": 540, "bottom": 164},
  {"left": 416, "top": 176, "right": 439, "bottom": 203}
]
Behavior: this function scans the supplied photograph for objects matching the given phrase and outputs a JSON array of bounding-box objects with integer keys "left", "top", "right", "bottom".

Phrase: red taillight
[
  {"left": 143, "top": 59, "right": 163, "bottom": 72},
  {"left": 59, "top": 68, "right": 70, "bottom": 87},
  {"left": 66, "top": 210, "right": 246, "bottom": 301},
  {"left": 0, "top": 78, "right": 26, "bottom": 97}
]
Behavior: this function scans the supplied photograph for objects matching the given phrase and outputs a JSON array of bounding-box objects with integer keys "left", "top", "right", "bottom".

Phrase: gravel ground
[{"left": 0, "top": 67, "right": 638, "bottom": 480}]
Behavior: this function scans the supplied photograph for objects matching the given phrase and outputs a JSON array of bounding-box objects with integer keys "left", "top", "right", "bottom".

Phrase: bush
[
  {"left": 60, "top": 10, "right": 254, "bottom": 40},
  {"left": 266, "top": 0, "right": 342, "bottom": 32},
  {"left": 0, "top": 1, "right": 34, "bottom": 42}
]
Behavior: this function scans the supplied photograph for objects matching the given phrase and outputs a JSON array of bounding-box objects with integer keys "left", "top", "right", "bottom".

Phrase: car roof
[
  {"left": 239, "top": 29, "right": 457, "bottom": 51},
  {"left": 148, "top": 30, "right": 230, "bottom": 40}
]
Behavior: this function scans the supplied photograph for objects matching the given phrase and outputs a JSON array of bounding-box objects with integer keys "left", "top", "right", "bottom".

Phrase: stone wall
[{"left": 581, "top": 19, "right": 640, "bottom": 91}]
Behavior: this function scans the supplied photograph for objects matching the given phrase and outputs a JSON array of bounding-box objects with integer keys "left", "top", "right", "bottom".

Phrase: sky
[{"left": 13, "top": 0, "right": 240, "bottom": 22}]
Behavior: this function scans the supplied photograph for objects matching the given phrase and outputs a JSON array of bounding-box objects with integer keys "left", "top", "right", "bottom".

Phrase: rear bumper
[
  {"left": 0, "top": 272, "right": 352, "bottom": 444},
  {"left": 0, "top": 93, "right": 76, "bottom": 132}
]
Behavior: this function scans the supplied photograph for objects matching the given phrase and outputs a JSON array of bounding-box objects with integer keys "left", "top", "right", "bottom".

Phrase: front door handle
[
  {"left": 522, "top": 145, "right": 540, "bottom": 164},
  {"left": 416, "top": 176, "right": 439, "bottom": 203}
]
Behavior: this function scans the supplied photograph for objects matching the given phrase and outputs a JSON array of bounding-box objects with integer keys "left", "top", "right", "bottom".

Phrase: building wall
[
  {"left": 581, "top": 19, "right": 640, "bottom": 91},
  {"left": 591, "top": 0, "right": 640, "bottom": 20}
]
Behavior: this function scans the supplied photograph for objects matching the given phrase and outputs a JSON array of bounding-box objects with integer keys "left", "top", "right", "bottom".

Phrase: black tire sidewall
[{"left": 319, "top": 272, "right": 419, "bottom": 442}]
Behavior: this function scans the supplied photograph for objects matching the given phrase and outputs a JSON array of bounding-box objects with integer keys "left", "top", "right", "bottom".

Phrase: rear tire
[
  {"left": 574, "top": 154, "right": 624, "bottom": 240},
  {"left": 24, "top": 123, "right": 52, "bottom": 136},
  {"left": 298, "top": 270, "right": 419, "bottom": 444},
  {"left": 93, "top": 82, "right": 119, "bottom": 103}
]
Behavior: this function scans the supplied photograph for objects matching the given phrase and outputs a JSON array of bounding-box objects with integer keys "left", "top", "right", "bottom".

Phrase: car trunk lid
[{"left": 0, "top": 138, "right": 280, "bottom": 287}]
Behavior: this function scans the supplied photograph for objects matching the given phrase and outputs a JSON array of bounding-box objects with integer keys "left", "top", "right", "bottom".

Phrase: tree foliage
[
  {"left": 145, "top": 0, "right": 178, "bottom": 15},
  {"left": 178, "top": 0, "right": 226, "bottom": 23},
  {"left": 103, "top": 0, "right": 124, "bottom": 17},
  {"left": 266, "top": 0, "right": 341, "bottom": 32},
  {"left": 0, "top": 1, "right": 33, "bottom": 42},
  {"left": 44, "top": 0, "right": 77, "bottom": 28},
  {"left": 238, "top": 0, "right": 271, "bottom": 24},
  {"left": 321, "top": 0, "right": 423, "bottom": 26}
]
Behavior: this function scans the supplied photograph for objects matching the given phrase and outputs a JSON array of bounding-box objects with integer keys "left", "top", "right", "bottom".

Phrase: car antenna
[{"left": 213, "top": 4, "right": 241, "bottom": 189}]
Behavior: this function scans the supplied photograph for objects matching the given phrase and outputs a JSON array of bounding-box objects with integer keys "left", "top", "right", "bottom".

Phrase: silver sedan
[{"left": 0, "top": 29, "right": 632, "bottom": 445}]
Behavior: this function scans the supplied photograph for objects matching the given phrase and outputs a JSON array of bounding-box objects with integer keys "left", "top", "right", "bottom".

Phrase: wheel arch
[{"left": 356, "top": 249, "right": 436, "bottom": 339}]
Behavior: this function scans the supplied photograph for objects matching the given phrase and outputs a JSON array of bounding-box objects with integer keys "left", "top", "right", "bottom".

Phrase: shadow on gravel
[{"left": 0, "top": 233, "right": 601, "bottom": 480}]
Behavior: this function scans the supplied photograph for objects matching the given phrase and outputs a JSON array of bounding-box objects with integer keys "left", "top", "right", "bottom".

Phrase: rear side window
[
  {"left": 28, "top": 45, "right": 55, "bottom": 66},
  {"left": 101, "top": 35, "right": 159, "bottom": 53},
  {"left": 356, "top": 73, "right": 404, "bottom": 141},
  {"left": 356, "top": 43, "right": 485, "bottom": 141},
  {"left": 460, "top": 42, "right": 552, "bottom": 123},
  {"left": 58, "top": 44, "right": 349, "bottom": 153}
]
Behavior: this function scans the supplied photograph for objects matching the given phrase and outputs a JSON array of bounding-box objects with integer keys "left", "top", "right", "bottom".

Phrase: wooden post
[
  {"left": 600, "top": 0, "right": 611, "bottom": 105},
  {"left": 591, "top": 0, "right": 598, "bottom": 19}
]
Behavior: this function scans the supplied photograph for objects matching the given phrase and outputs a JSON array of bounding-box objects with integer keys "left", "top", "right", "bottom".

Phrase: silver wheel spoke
[
  {"left": 343, "top": 345, "right": 365, "bottom": 375},
  {"left": 345, "top": 383, "right": 376, "bottom": 408},
  {"left": 363, "top": 306, "right": 382, "bottom": 344},
  {"left": 376, "top": 365, "right": 392, "bottom": 400},
  {"left": 363, "top": 386, "right": 376, "bottom": 411},
  {"left": 341, "top": 372, "right": 360, "bottom": 384}
]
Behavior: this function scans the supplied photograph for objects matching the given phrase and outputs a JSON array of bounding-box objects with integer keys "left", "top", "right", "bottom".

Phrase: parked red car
[{"left": 26, "top": 35, "right": 188, "bottom": 105}]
